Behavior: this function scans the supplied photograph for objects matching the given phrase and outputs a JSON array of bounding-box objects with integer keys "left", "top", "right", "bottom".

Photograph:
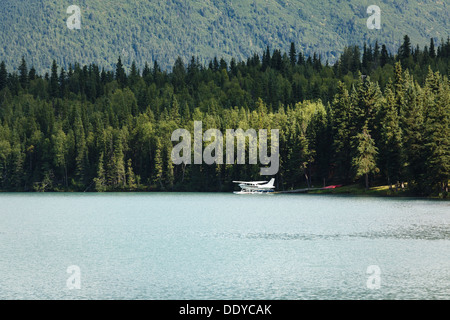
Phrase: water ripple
[
  {"left": 354, "top": 225, "right": 450, "bottom": 241},
  {"left": 211, "top": 225, "right": 450, "bottom": 241}
]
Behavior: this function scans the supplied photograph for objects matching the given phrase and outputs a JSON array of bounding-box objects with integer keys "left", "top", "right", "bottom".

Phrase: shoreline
[{"left": 1, "top": 185, "right": 448, "bottom": 200}]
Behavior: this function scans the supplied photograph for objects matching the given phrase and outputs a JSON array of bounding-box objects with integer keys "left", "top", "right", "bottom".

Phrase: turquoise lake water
[{"left": 0, "top": 193, "right": 449, "bottom": 299}]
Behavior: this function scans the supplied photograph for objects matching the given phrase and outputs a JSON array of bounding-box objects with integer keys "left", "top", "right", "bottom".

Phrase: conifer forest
[{"left": 0, "top": 36, "right": 448, "bottom": 196}]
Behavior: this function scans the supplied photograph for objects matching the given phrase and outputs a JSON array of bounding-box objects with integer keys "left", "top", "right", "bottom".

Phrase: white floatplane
[{"left": 233, "top": 178, "right": 275, "bottom": 194}]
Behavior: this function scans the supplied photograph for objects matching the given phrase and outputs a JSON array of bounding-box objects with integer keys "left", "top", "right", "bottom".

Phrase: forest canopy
[{"left": 0, "top": 36, "right": 449, "bottom": 196}]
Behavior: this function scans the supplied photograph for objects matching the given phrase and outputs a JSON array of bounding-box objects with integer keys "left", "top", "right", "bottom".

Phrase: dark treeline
[{"left": 0, "top": 35, "right": 449, "bottom": 196}]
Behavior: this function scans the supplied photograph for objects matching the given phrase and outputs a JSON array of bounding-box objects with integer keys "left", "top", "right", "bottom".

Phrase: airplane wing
[{"left": 233, "top": 181, "right": 268, "bottom": 184}]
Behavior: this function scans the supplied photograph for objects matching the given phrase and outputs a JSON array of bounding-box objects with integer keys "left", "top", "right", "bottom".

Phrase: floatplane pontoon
[{"left": 233, "top": 178, "right": 275, "bottom": 194}]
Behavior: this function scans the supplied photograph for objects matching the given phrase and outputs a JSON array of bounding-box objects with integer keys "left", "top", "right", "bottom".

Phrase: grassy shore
[
  {"left": 303, "top": 183, "right": 447, "bottom": 199},
  {"left": 306, "top": 184, "right": 412, "bottom": 197}
]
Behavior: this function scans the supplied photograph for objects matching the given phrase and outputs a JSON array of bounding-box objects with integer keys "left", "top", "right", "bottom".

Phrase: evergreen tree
[
  {"left": 423, "top": 71, "right": 449, "bottom": 195},
  {"left": 129, "top": 61, "right": 139, "bottom": 87},
  {"left": 380, "top": 86, "right": 404, "bottom": 189},
  {"left": 0, "top": 61, "right": 7, "bottom": 90},
  {"left": 289, "top": 42, "right": 297, "bottom": 66},
  {"left": 126, "top": 158, "right": 137, "bottom": 190},
  {"left": 399, "top": 35, "right": 411, "bottom": 60},
  {"left": 108, "top": 133, "right": 126, "bottom": 188},
  {"left": 172, "top": 57, "right": 186, "bottom": 92},
  {"left": 262, "top": 46, "right": 271, "bottom": 70},
  {"left": 229, "top": 58, "right": 237, "bottom": 76},
  {"left": 399, "top": 35, "right": 413, "bottom": 69},
  {"left": 373, "top": 41, "right": 380, "bottom": 67},
  {"left": 115, "top": 56, "right": 127, "bottom": 88},
  {"left": 362, "top": 43, "right": 371, "bottom": 74},
  {"left": 94, "top": 152, "right": 106, "bottom": 192},
  {"left": 271, "top": 49, "right": 282, "bottom": 70},
  {"left": 74, "top": 114, "right": 87, "bottom": 186},
  {"left": 219, "top": 58, "right": 227, "bottom": 70},
  {"left": 331, "top": 82, "right": 353, "bottom": 182},
  {"left": 429, "top": 38, "right": 436, "bottom": 59},
  {"left": 351, "top": 46, "right": 361, "bottom": 73},
  {"left": 213, "top": 57, "right": 219, "bottom": 71},
  {"left": 153, "top": 60, "right": 160, "bottom": 77},
  {"left": 354, "top": 76, "right": 382, "bottom": 134},
  {"left": 170, "top": 97, "right": 181, "bottom": 123},
  {"left": 165, "top": 146, "right": 174, "bottom": 189},
  {"left": 100, "top": 67, "right": 107, "bottom": 84},
  {"left": 142, "top": 62, "right": 151, "bottom": 85},
  {"left": 52, "top": 127, "right": 68, "bottom": 187},
  {"left": 49, "top": 60, "right": 59, "bottom": 98},
  {"left": 11, "top": 144, "right": 25, "bottom": 190},
  {"left": 393, "top": 62, "right": 405, "bottom": 109},
  {"left": 28, "top": 66, "right": 36, "bottom": 81},
  {"left": 401, "top": 76, "right": 426, "bottom": 193},
  {"left": 59, "top": 68, "right": 66, "bottom": 98},
  {"left": 18, "top": 57, "right": 28, "bottom": 89},
  {"left": 153, "top": 138, "right": 163, "bottom": 188},
  {"left": 8, "top": 71, "right": 23, "bottom": 95},
  {"left": 352, "top": 126, "right": 379, "bottom": 190},
  {"left": 297, "top": 51, "right": 305, "bottom": 66},
  {"left": 142, "top": 62, "right": 151, "bottom": 79},
  {"left": 380, "top": 44, "right": 389, "bottom": 67}
]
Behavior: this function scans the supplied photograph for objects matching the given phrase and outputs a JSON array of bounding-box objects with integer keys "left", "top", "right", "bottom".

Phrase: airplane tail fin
[{"left": 266, "top": 178, "right": 275, "bottom": 188}]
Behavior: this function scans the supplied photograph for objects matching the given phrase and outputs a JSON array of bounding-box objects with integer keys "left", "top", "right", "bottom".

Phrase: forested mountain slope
[{"left": 0, "top": 0, "right": 448, "bottom": 73}]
